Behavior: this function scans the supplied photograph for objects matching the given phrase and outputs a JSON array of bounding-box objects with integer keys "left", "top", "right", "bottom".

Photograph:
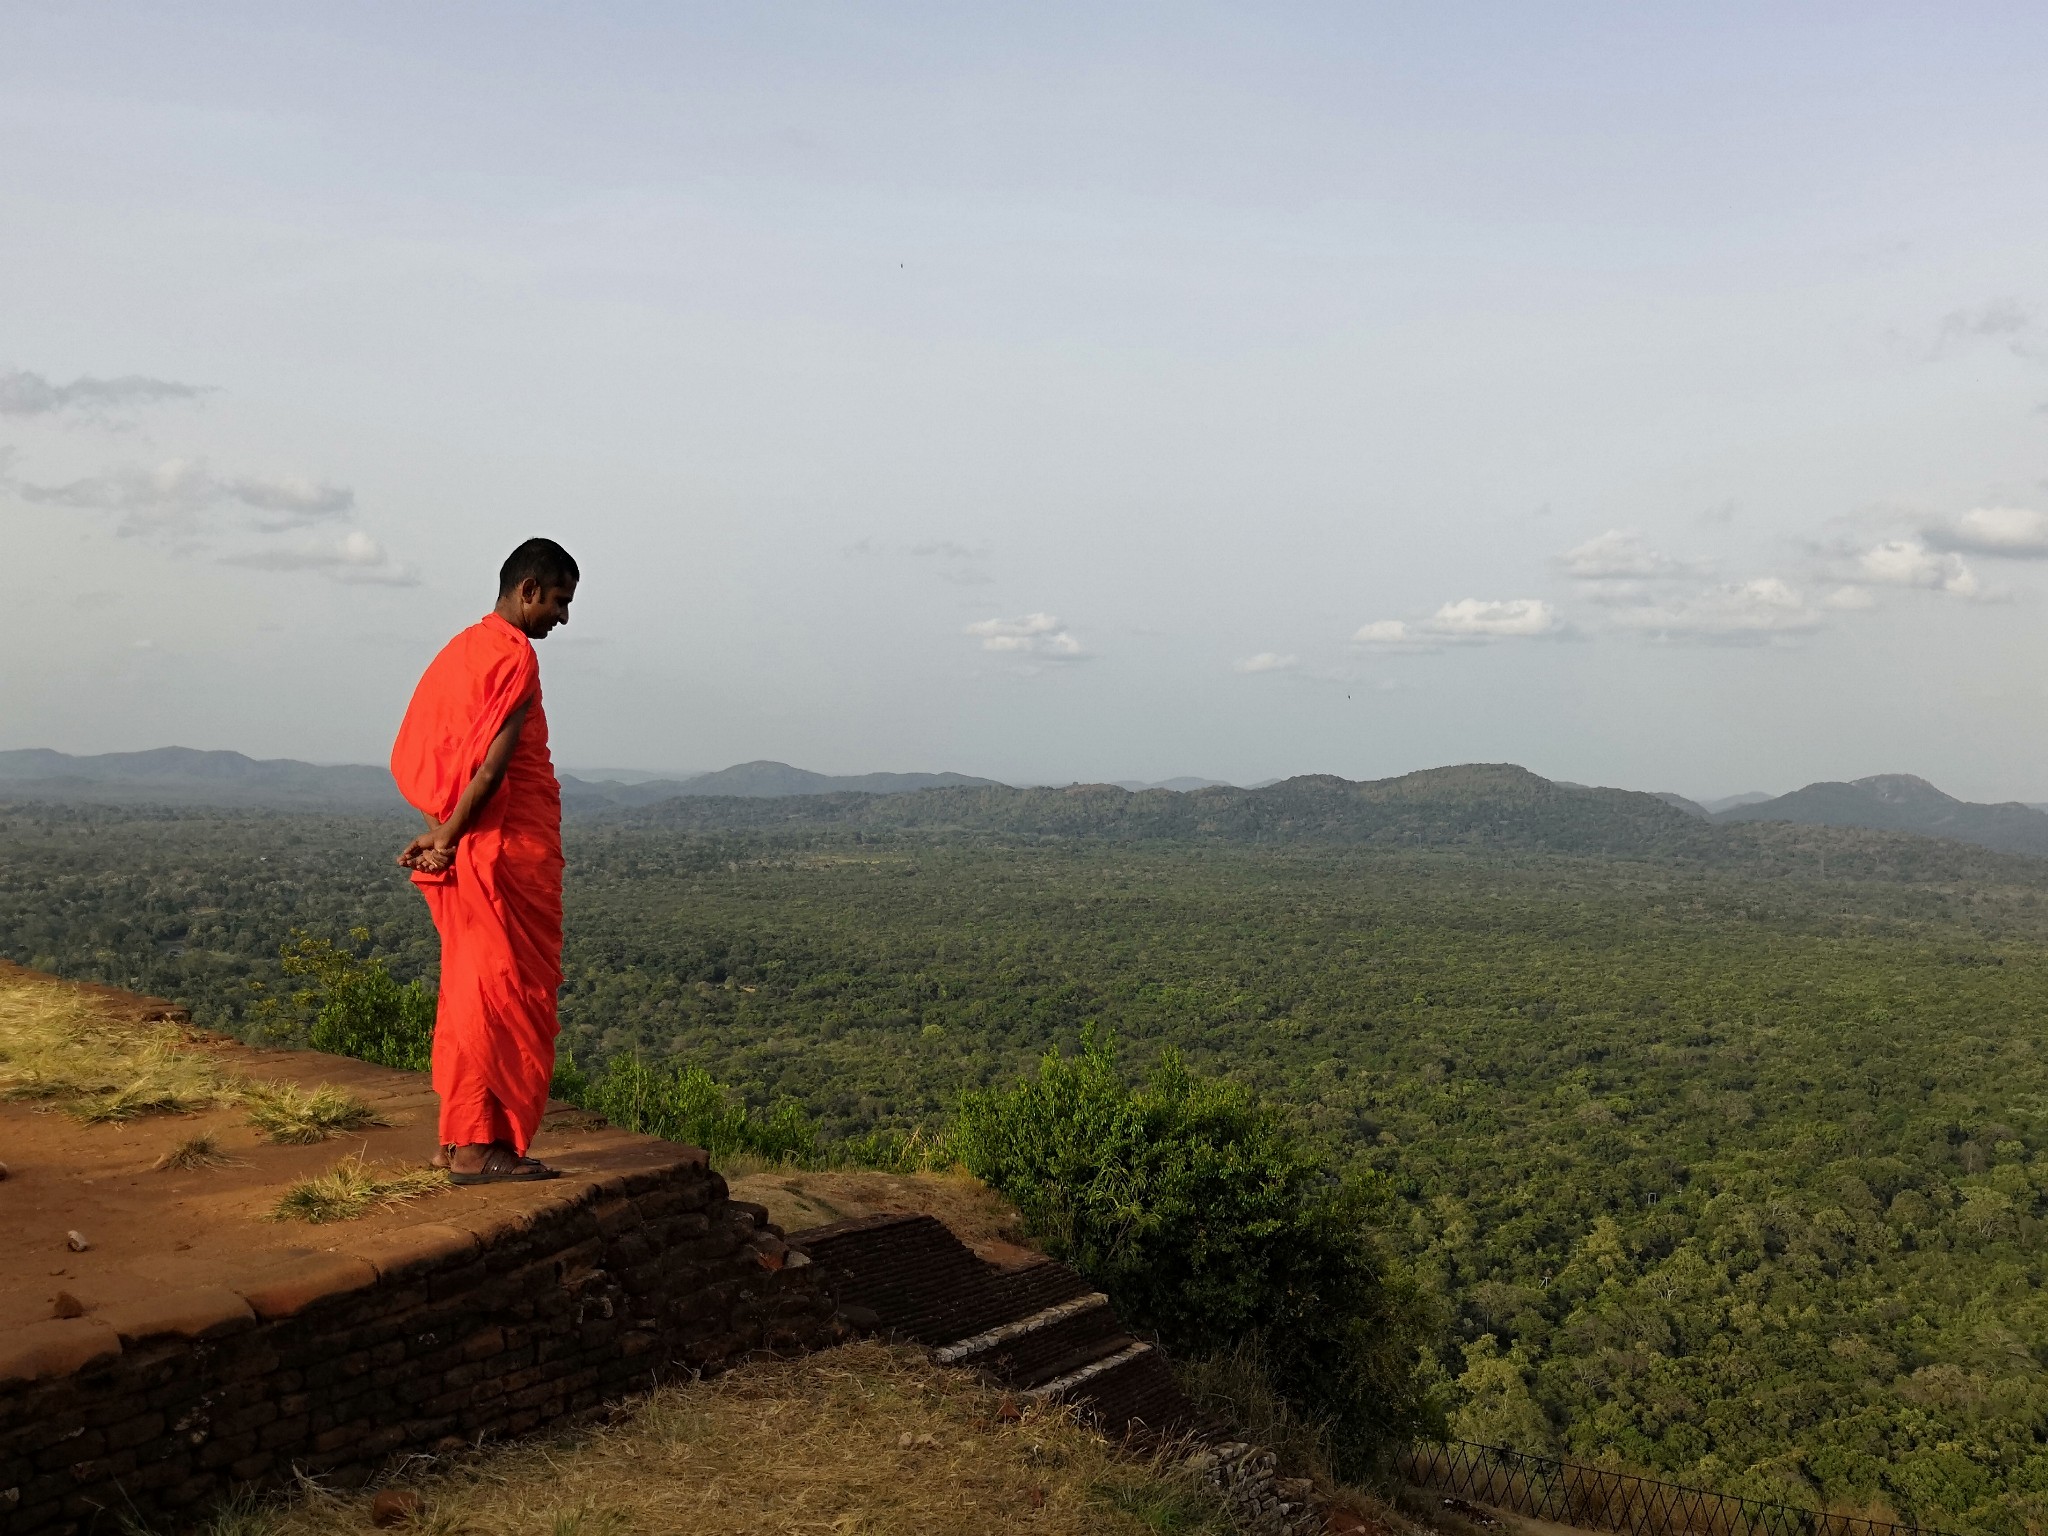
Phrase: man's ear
[{"left": 519, "top": 576, "right": 543, "bottom": 605}]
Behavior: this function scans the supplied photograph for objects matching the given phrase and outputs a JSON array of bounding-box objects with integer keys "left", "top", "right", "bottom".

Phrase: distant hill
[
  {"left": 1112, "top": 777, "right": 1236, "bottom": 792},
  {"left": 1701, "top": 791, "right": 1775, "bottom": 814},
  {"left": 563, "top": 761, "right": 1006, "bottom": 807},
  {"left": 0, "top": 749, "right": 1003, "bottom": 812},
  {"left": 1650, "top": 792, "right": 1710, "bottom": 818},
  {"left": 18, "top": 751, "right": 2045, "bottom": 866},
  {"left": 0, "top": 747, "right": 404, "bottom": 810},
  {"left": 666, "top": 761, "right": 1005, "bottom": 798},
  {"left": 1715, "top": 773, "right": 2048, "bottom": 856},
  {"left": 600, "top": 762, "right": 1705, "bottom": 855}
]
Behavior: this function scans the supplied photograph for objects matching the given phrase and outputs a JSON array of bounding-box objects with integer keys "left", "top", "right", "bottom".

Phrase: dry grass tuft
[
  {"left": 1178, "top": 1339, "right": 1341, "bottom": 1489},
  {"left": 0, "top": 980, "right": 382, "bottom": 1147},
  {"left": 1177, "top": 1341, "right": 1414, "bottom": 1534},
  {"left": 245, "top": 1082, "right": 387, "bottom": 1144},
  {"left": 272, "top": 1154, "right": 448, "bottom": 1223},
  {"left": 232, "top": 1342, "right": 1236, "bottom": 1535},
  {"left": 155, "top": 1133, "right": 234, "bottom": 1171},
  {"left": 0, "top": 980, "right": 240, "bottom": 1122}
]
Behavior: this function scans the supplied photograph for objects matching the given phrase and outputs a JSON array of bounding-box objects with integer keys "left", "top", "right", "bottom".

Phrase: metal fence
[{"left": 1404, "top": 1440, "right": 1941, "bottom": 1536}]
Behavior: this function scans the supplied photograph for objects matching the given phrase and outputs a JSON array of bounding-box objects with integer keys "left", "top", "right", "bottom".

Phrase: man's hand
[
  {"left": 397, "top": 823, "right": 458, "bottom": 872},
  {"left": 395, "top": 704, "right": 526, "bottom": 877}
]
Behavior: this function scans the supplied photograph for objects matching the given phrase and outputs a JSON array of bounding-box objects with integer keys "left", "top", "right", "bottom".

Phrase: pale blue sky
[{"left": 6, "top": 4, "right": 2048, "bottom": 798}]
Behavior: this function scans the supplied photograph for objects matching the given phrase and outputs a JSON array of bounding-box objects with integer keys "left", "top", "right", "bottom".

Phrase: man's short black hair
[{"left": 498, "top": 537, "right": 580, "bottom": 596}]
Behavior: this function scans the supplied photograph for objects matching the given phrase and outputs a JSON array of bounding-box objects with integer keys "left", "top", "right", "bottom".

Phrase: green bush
[
  {"left": 263, "top": 928, "right": 436, "bottom": 1071},
  {"left": 956, "top": 1027, "right": 1440, "bottom": 1475},
  {"left": 568, "top": 1053, "right": 818, "bottom": 1165},
  {"left": 265, "top": 931, "right": 814, "bottom": 1164}
]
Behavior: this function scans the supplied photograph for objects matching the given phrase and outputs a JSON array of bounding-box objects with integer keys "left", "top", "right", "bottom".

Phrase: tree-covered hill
[
  {"left": 597, "top": 762, "right": 1707, "bottom": 855},
  {"left": 1720, "top": 774, "right": 2048, "bottom": 858}
]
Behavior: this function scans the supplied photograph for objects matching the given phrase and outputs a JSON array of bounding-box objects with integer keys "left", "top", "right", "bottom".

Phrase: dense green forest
[{"left": 7, "top": 795, "right": 2048, "bottom": 1531}]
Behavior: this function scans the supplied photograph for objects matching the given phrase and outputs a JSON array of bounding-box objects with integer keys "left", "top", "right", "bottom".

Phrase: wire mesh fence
[{"left": 1403, "top": 1440, "right": 1940, "bottom": 1536}]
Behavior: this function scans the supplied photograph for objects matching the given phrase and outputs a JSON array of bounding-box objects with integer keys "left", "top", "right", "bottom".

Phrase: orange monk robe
[{"left": 389, "top": 612, "right": 564, "bottom": 1154}]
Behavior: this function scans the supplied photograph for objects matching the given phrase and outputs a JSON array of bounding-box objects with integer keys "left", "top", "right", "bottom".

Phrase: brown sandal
[{"left": 448, "top": 1144, "right": 560, "bottom": 1184}]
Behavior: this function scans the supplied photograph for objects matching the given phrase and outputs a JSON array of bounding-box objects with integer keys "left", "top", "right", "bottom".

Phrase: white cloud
[
  {"left": 1856, "top": 539, "right": 1979, "bottom": 596},
  {"left": 222, "top": 529, "right": 416, "bottom": 585},
  {"left": 1940, "top": 298, "right": 2034, "bottom": 343},
  {"left": 965, "top": 612, "right": 1085, "bottom": 658},
  {"left": 16, "top": 457, "right": 353, "bottom": 533},
  {"left": 1352, "top": 619, "right": 1415, "bottom": 646},
  {"left": 1353, "top": 599, "right": 1561, "bottom": 649},
  {"left": 1823, "top": 585, "right": 1877, "bottom": 611},
  {"left": 1609, "top": 577, "right": 1821, "bottom": 643},
  {"left": 229, "top": 474, "right": 354, "bottom": 521},
  {"left": 0, "top": 367, "right": 210, "bottom": 416},
  {"left": 1233, "top": 651, "right": 1298, "bottom": 674},
  {"left": 1556, "top": 530, "right": 1691, "bottom": 581},
  {"left": 1427, "top": 597, "right": 1561, "bottom": 638},
  {"left": 9, "top": 449, "right": 399, "bottom": 583},
  {"left": 1926, "top": 506, "right": 2048, "bottom": 558}
]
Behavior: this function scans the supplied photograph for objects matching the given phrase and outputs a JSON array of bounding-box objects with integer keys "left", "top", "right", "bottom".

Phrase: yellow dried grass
[
  {"left": 0, "top": 978, "right": 383, "bottom": 1142},
  {"left": 244, "top": 1081, "right": 388, "bottom": 1144},
  {"left": 272, "top": 1153, "right": 448, "bottom": 1224},
  {"left": 0, "top": 980, "right": 237, "bottom": 1121},
  {"left": 155, "top": 1132, "right": 234, "bottom": 1171},
  {"left": 243, "top": 1342, "right": 1235, "bottom": 1536}
]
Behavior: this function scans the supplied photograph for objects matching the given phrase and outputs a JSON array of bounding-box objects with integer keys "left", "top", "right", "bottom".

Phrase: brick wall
[{"left": 0, "top": 1159, "right": 840, "bottom": 1535}]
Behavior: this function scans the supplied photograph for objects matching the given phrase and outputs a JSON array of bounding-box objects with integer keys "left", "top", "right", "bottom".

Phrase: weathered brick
[
  {"left": 0, "top": 1322, "right": 121, "bottom": 1387},
  {"left": 98, "top": 1287, "right": 255, "bottom": 1348},
  {"left": 0, "top": 1148, "right": 834, "bottom": 1536},
  {"left": 103, "top": 1413, "right": 165, "bottom": 1453}
]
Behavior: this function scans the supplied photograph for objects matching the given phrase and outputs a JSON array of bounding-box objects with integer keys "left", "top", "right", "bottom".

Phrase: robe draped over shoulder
[{"left": 390, "top": 613, "right": 563, "bottom": 1154}]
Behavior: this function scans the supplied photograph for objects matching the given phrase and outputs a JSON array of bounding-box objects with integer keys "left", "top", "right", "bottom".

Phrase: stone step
[
  {"left": 1048, "top": 1341, "right": 1197, "bottom": 1439},
  {"left": 1014, "top": 1329, "right": 1145, "bottom": 1392},
  {"left": 933, "top": 1292, "right": 1134, "bottom": 1387},
  {"left": 791, "top": 1212, "right": 1198, "bottom": 1439},
  {"left": 1027, "top": 1339, "right": 1154, "bottom": 1399},
  {"left": 796, "top": 1213, "right": 1094, "bottom": 1346}
]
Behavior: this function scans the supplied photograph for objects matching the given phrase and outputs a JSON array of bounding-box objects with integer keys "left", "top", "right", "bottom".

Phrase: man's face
[{"left": 515, "top": 577, "right": 576, "bottom": 639}]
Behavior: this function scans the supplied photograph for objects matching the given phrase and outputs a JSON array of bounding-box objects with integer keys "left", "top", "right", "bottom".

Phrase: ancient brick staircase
[{"left": 791, "top": 1211, "right": 1196, "bottom": 1439}]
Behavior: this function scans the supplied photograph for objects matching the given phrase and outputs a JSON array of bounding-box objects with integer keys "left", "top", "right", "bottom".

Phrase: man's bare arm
[{"left": 397, "top": 704, "right": 528, "bottom": 871}]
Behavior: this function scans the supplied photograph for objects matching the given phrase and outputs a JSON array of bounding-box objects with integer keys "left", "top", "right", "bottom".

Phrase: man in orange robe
[{"left": 389, "top": 538, "right": 578, "bottom": 1183}]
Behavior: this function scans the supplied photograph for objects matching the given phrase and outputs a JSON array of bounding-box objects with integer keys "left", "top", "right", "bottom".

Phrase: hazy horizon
[
  {"left": 10, "top": 6, "right": 2048, "bottom": 798},
  {"left": 12, "top": 738, "right": 2033, "bottom": 811}
]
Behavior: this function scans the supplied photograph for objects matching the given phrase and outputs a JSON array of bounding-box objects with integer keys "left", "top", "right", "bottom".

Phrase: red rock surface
[{"left": 0, "top": 960, "right": 697, "bottom": 1336}]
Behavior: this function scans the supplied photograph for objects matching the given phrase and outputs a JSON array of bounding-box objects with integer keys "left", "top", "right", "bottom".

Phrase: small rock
[
  {"left": 65, "top": 1231, "right": 89, "bottom": 1253},
  {"left": 898, "top": 1432, "right": 914, "bottom": 1448},
  {"left": 370, "top": 1488, "right": 425, "bottom": 1527},
  {"left": 52, "top": 1291, "right": 85, "bottom": 1319}
]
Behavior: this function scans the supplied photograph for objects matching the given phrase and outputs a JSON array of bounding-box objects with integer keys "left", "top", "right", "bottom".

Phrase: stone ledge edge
[{"left": 0, "top": 1154, "right": 720, "bottom": 1384}]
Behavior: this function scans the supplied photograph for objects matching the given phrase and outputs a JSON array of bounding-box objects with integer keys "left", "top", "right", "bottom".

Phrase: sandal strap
[{"left": 482, "top": 1146, "right": 548, "bottom": 1175}]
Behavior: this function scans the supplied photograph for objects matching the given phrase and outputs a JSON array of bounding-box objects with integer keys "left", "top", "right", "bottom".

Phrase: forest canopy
[{"left": 6, "top": 799, "right": 2048, "bottom": 1532}]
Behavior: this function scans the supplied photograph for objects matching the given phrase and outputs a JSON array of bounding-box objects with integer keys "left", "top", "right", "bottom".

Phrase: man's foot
[
  {"left": 431, "top": 1144, "right": 454, "bottom": 1171},
  {"left": 447, "top": 1142, "right": 560, "bottom": 1184}
]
